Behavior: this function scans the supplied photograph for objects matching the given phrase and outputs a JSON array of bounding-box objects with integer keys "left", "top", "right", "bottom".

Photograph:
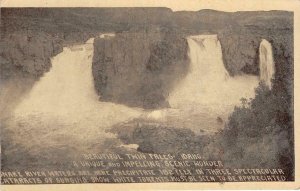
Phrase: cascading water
[
  {"left": 259, "top": 39, "right": 275, "bottom": 89},
  {"left": 168, "top": 35, "right": 231, "bottom": 107},
  {"left": 169, "top": 35, "right": 260, "bottom": 108},
  {"left": 147, "top": 35, "right": 259, "bottom": 133},
  {"left": 7, "top": 34, "right": 262, "bottom": 151},
  {"left": 7, "top": 37, "right": 142, "bottom": 153}
]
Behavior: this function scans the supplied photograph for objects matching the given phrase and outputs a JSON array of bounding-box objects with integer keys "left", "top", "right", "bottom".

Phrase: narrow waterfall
[{"left": 259, "top": 39, "right": 275, "bottom": 89}]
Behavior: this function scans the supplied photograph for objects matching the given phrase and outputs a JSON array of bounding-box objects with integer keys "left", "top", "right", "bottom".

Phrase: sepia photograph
[{"left": 0, "top": 0, "right": 299, "bottom": 190}]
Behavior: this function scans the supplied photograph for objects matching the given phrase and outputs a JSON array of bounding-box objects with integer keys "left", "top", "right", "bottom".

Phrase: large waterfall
[
  {"left": 8, "top": 38, "right": 142, "bottom": 152},
  {"left": 259, "top": 39, "right": 275, "bottom": 88}
]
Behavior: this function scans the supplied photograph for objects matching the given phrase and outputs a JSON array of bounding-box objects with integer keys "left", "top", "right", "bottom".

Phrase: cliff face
[{"left": 92, "top": 29, "right": 189, "bottom": 109}]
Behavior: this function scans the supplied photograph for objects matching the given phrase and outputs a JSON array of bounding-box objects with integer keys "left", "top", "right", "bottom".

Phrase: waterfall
[
  {"left": 259, "top": 39, "right": 275, "bottom": 89},
  {"left": 8, "top": 37, "right": 142, "bottom": 151},
  {"left": 168, "top": 35, "right": 230, "bottom": 107},
  {"left": 169, "top": 35, "right": 258, "bottom": 109}
]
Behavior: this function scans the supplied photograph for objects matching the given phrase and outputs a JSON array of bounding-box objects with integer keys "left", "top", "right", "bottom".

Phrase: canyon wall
[{"left": 1, "top": 8, "right": 293, "bottom": 110}]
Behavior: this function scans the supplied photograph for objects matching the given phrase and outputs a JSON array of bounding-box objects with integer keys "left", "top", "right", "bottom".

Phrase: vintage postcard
[{"left": 0, "top": 0, "right": 299, "bottom": 190}]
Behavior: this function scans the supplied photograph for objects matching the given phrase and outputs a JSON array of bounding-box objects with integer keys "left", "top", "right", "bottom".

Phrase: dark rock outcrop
[
  {"left": 0, "top": 32, "right": 63, "bottom": 80},
  {"left": 92, "top": 29, "right": 189, "bottom": 109},
  {"left": 110, "top": 119, "right": 210, "bottom": 154}
]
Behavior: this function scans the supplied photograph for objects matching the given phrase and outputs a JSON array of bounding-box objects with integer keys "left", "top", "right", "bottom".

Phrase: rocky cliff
[{"left": 92, "top": 29, "right": 189, "bottom": 109}]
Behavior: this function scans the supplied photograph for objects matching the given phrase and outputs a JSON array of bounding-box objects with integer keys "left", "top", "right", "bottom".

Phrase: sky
[{"left": 1, "top": 0, "right": 298, "bottom": 12}]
